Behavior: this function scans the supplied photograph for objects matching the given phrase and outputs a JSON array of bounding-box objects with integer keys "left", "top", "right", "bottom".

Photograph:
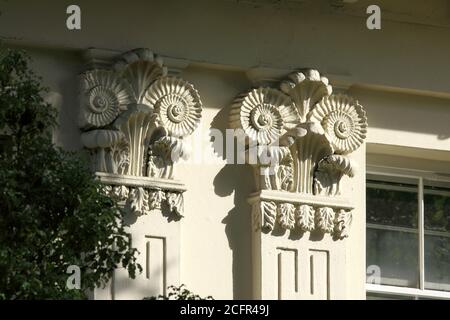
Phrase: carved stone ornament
[
  {"left": 230, "top": 69, "right": 367, "bottom": 239},
  {"left": 79, "top": 48, "right": 202, "bottom": 217}
]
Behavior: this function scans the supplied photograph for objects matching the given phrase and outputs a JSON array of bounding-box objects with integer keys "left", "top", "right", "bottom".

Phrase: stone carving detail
[
  {"left": 290, "top": 122, "right": 333, "bottom": 194},
  {"left": 277, "top": 203, "right": 296, "bottom": 230},
  {"left": 148, "top": 189, "right": 166, "bottom": 211},
  {"left": 80, "top": 70, "right": 133, "bottom": 129},
  {"left": 147, "top": 136, "right": 187, "bottom": 179},
  {"left": 232, "top": 69, "right": 367, "bottom": 239},
  {"left": 334, "top": 209, "right": 353, "bottom": 240},
  {"left": 253, "top": 200, "right": 277, "bottom": 232},
  {"left": 103, "top": 185, "right": 184, "bottom": 217},
  {"left": 309, "top": 94, "right": 367, "bottom": 154},
  {"left": 252, "top": 199, "right": 353, "bottom": 239},
  {"left": 296, "top": 204, "right": 315, "bottom": 232},
  {"left": 280, "top": 69, "right": 332, "bottom": 122},
  {"left": 314, "top": 155, "right": 356, "bottom": 196},
  {"left": 111, "top": 185, "right": 130, "bottom": 201},
  {"left": 80, "top": 48, "right": 202, "bottom": 218},
  {"left": 316, "top": 207, "right": 335, "bottom": 234},
  {"left": 127, "top": 187, "right": 150, "bottom": 216},
  {"left": 230, "top": 87, "right": 298, "bottom": 145},
  {"left": 166, "top": 192, "right": 184, "bottom": 218},
  {"left": 145, "top": 77, "right": 202, "bottom": 138}
]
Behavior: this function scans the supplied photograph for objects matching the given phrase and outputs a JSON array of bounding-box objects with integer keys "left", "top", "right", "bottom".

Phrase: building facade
[{"left": 1, "top": 0, "right": 449, "bottom": 299}]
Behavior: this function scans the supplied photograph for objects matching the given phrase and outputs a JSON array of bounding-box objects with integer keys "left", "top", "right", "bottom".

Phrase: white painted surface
[{"left": 1, "top": 0, "right": 448, "bottom": 300}]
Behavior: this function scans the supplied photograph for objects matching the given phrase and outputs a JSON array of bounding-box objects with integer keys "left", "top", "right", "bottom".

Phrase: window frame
[{"left": 366, "top": 165, "right": 450, "bottom": 300}]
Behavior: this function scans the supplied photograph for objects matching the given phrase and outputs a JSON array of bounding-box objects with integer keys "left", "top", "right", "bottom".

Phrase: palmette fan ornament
[
  {"left": 145, "top": 77, "right": 202, "bottom": 137},
  {"left": 114, "top": 48, "right": 167, "bottom": 103},
  {"left": 280, "top": 70, "right": 332, "bottom": 122},
  {"left": 309, "top": 94, "right": 367, "bottom": 154}
]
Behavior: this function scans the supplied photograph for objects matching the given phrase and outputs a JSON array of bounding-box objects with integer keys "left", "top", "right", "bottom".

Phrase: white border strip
[{"left": 366, "top": 284, "right": 450, "bottom": 299}]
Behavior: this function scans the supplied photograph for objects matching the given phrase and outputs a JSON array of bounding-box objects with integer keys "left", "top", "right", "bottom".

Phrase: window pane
[
  {"left": 424, "top": 181, "right": 450, "bottom": 232},
  {"left": 367, "top": 228, "right": 418, "bottom": 288},
  {"left": 424, "top": 180, "right": 450, "bottom": 292},
  {"left": 366, "top": 175, "right": 419, "bottom": 288},
  {"left": 367, "top": 175, "right": 418, "bottom": 228}
]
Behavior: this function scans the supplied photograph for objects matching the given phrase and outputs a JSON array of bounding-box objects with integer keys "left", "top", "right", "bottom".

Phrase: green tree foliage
[
  {"left": 0, "top": 47, "right": 141, "bottom": 299},
  {"left": 145, "top": 285, "right": 214, "bottom": 300}
]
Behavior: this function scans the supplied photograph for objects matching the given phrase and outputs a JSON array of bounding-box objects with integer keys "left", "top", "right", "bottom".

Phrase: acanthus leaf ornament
[
  {"left": 250, "top": 196, "right": 357, "bottom": 236},
  {"left": 296, "top": 204, "right": 315, "bottom": 232},
  {"left": 274, "top": 147, "right": 294, "bottom": 191},
  {"left": 277, "top": 203, "right": 296, "bottom": 230},
  {"left": 148, "top": 189, "right": 166, "bottom": 211},
  {"left": 166, "top": 192, "right": 184, "bottom": 218},
  {"left": 257, "top": 200, "right": 277, "bottom": 232},
  {"left": 109, "top": 138, "right": 130, "bottom": 175},
  {"left": 111, "top": 185, "right": 129, "bottom": 201},
  {"left": 126, "top": 187, "right": 150, "bottom": 217},
  {"left": 316, "top": 207, "right": 335, "bottom": 234},
  {"left": 255, "top": 145, "right": 294, "bottom": 191},
  {"left": 334, "top": 209, "right": 353, "bottom": 240},
  {"left": 80, "top": 48, "right": 202, "bottom": 219},
  {"left": 81, "top": 129, "right": 127, "bottom": 173},
  {"left": 314, "top": 154, "right": 357, "bottom": 196},
  {"left": 232, "top": 69, "right": 368, "bottom": 239}
]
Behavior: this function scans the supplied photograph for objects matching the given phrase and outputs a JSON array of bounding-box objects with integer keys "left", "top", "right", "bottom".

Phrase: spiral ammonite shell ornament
[
  {"left": 230, "top": 88, "right": 298, "bottom": 145},
  {"left": 309, "top": 94, "right": 367, "bottom": 154},
  {"left": 81, "top": 70, "right": 133, "bottom": 128},
  {"left": 145, "top": 77, "right": 202, "bottom": 137}
]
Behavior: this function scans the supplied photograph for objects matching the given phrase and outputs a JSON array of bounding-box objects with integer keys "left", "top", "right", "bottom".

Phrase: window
[{"left": 366, "top": 167, "right": 450, "bottom": 300}]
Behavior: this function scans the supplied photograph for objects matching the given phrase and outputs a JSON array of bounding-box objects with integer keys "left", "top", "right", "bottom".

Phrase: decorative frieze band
[
  {"left": 98, "top": 172, "right": 186, "bottom": 218},
  {"left": 250, "top": 190, "right": 354, "bottom": 240},
  {"left": 79, "top": 48, "right": 202, "bottom": 218}
]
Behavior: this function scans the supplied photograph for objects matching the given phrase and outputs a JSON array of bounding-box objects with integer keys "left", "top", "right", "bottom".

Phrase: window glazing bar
[
  {"left": 366, "top": 284, "right": 450, "bottom": 300},
  {"left": 418, "top": 177, "right": 425, "bottom": 290}
]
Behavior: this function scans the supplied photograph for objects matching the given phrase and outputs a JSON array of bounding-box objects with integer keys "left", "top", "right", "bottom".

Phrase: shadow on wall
[
  {"left": 24, "top": 46, "right": 85, "bottom": 150},
  {"left": 211, "top": 101, "right": 255, "bottom": 300},
  {"left": 111, "top": 255, "right": 176, "bottom": 300},
  {"left": 350, "top": 88, "right": 450, "bottom": 141},
  {"left": 438, "top": 133, "right": 450, "bottom": 140}
]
